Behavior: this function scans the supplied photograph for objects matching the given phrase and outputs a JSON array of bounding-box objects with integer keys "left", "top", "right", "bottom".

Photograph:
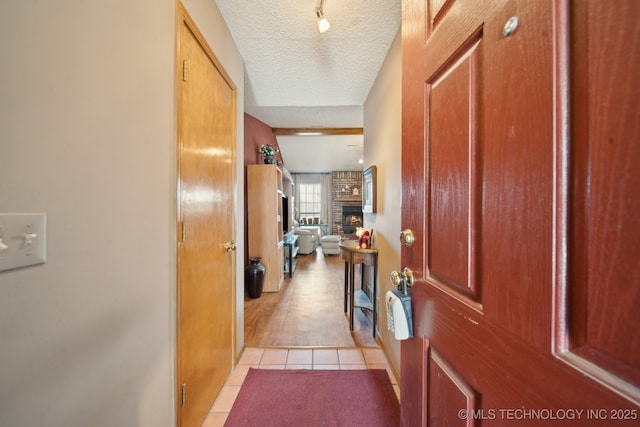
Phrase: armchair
[{"left": 294, "top": 227, "right": 319, "bottom": 254}]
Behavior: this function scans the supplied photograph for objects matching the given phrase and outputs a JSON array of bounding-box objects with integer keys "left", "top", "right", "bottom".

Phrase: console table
[
  {"left": 283, "top": 234, "right": 299, "bottom": 277},
  {"left": 339, "top": 240, "right": 378, "bottom": 337}
]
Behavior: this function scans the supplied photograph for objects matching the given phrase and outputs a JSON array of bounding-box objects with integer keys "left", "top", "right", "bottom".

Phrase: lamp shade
[
  {"left": 316, "top": 7, "right": 330, "bottom": 33},
  {"left": 318, "top": 16, "right": 330, "bottom": 32}
]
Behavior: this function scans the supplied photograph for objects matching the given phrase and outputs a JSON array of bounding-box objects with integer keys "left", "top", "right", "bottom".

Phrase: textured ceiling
[
  {"left": 215, "top": 0, "right": 401, "bottom": 171},
  {"left": 276, "top": 134, "right": 364, "bottom": 173}
]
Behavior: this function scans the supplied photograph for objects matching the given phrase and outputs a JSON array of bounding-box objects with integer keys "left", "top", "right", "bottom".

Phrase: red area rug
[{"left": 225, "top": 368, "right": 400, "bottom": 426}]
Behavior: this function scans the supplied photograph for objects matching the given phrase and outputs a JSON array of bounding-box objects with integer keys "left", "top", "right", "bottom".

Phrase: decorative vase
[
  {"left": 245, "top": 257, "right": 266, "bottom": 298},
  {"left": 263, "top": 155, "right": 275, "bottom": 164}
]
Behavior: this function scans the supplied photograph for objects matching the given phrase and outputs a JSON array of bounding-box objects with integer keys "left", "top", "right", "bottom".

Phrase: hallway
[{"left": 244, "top": 247, "right": 378, "bottom": 348}]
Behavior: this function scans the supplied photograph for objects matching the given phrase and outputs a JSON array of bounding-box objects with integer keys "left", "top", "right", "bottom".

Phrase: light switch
[{"left": 0, "top": 213, "right": 47, "bottom": 272}]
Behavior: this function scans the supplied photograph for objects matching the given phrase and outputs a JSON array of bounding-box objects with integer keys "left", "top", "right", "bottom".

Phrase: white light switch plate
[{"left": 0, "top": 213, "right": 47, "bottom": 272}]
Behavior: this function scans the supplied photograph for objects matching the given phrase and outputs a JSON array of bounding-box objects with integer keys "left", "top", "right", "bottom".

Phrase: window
[
  {"left": 298, "top": 183, "right": 321, "bottom": 219},
  {"left": 294, "top": 173, "right": 331, "bottom": 228}
]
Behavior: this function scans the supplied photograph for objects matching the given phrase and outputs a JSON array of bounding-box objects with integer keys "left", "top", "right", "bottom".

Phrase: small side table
[
  {"left": 339, "top": 240, "right": 378, "bottom": 337},
  {"left": 283, "top": 234, "right": 299, "bottom": 277}
]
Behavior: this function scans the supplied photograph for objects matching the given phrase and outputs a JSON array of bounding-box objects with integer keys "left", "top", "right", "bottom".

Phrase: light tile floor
[{"left": 202, "top": 347, "right": 400, "bottom": 427}]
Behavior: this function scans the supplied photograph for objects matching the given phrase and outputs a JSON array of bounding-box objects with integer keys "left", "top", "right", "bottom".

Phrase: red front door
[{"left": 400, "top": 0, "right": 640, "bottom": 425}]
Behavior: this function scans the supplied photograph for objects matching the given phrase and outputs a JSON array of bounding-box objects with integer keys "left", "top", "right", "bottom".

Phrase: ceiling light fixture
[{"left": 316, "top": 0, "right": 330, "bottom": 33}]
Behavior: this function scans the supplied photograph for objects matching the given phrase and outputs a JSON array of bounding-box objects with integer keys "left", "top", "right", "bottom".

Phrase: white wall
[
  {"left": 0, "top": 1, "right": 244, "bottom": 426},
  {"left": 363, "top": 30, "right": 402, "bottom": 375}
]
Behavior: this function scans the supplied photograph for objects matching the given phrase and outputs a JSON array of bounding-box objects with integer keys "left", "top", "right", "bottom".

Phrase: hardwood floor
[{"left": 244, "top": 247, "right": 378, "bottom": 348}]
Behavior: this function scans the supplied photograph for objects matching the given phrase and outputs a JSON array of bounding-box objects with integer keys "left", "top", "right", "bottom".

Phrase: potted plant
[{"left": 258, "top": 144, "right": 279, "bottom": 164}]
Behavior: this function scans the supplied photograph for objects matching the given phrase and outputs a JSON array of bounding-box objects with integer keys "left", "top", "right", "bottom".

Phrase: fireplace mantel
[{"left": 335, "top": 195, "right": 362, "bottom": 202}]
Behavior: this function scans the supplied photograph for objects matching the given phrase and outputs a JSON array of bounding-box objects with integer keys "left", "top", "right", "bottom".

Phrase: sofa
[{"left": 294, "top": 227, "right": 319, "bottom": 254}]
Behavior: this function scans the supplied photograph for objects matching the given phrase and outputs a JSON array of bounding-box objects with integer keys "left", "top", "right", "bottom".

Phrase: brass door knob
[
  {"left": 400, "top": 229, "right": 415, "bottom": 247},
  {"left": 390, "top": 267, "right": 414, "bottom": 290},
  {"left": 223, "top": 242, "right": 237, "bottom": 252}
]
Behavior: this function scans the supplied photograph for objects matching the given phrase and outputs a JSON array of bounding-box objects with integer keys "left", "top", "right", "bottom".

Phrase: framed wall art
[{"left": 362, "top": 165, "right": 377, "bottom": 213}]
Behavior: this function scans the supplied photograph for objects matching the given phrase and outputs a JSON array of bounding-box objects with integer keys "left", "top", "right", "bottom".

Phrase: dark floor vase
[{"left": 245, "top": 257, "right": 266, "bottom": 298}]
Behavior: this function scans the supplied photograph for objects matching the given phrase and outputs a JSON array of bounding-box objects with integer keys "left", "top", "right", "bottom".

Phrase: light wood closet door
[{"left": 176, "top": 4, "right": 236, "bottom": 427}]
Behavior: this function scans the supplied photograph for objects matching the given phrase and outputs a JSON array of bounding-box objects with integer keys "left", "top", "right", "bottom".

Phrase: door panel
[
  {"left": 564, "top": 0, "right": 640, "bottom": 394},
  {"left": 176, "top": 5, "right": 236, "bottom": 427},
  {"left": 400, "top": 0, "right": 640, "bottom": 425},
  {"left": 427, "top": 0, "right": 454, "bottom": 35},
  {"left": 427, "top": 34, "right": 481, "bottom": 301},
  {"left": 428, "top": 350, "right": 477, "bottom": 427},
  {"left": 480, "top": 0, "right": 554, "bottom": 349}
]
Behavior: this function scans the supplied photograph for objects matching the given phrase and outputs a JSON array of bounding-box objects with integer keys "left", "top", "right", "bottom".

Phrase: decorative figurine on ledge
[
  {"left": 356, "top": 227, "right": 373, "bottom": 249},
  {"left": 258, "top": 144, "right": 279, "bottom": 164}
]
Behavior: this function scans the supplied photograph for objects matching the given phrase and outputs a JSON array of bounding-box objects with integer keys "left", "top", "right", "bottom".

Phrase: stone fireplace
[{"left": 331, "top": 171, "right": 363, "bottom": 235}]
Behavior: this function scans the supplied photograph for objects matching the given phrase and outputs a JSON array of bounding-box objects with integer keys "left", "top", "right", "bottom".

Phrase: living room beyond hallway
[{"left": 244, "top": 247, "right": 378, "bottom": 348}]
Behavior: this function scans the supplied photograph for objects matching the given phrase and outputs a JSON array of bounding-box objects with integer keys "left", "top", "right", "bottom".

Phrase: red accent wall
[
  {"left": 244, "top": 113, "right": 282, "bottom": 165},
  {"left": 243, "top": 113, "right": 282, "bottom": 267}
]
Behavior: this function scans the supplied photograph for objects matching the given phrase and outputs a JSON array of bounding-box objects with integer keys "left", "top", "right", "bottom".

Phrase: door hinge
[
  {"left": 182, "top": 60, "right": 187, "bottom": 82},
  {"left": 176, "top": 221, "right": 187, "bottom": 243},
  {"left": 181, "top": 384, "right": 186, "bottom": 407}
]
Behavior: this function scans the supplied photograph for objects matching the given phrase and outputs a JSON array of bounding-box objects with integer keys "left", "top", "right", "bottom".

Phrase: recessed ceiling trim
[{"left": 273, "top": 128, "right": 364, "bottom": 136}]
